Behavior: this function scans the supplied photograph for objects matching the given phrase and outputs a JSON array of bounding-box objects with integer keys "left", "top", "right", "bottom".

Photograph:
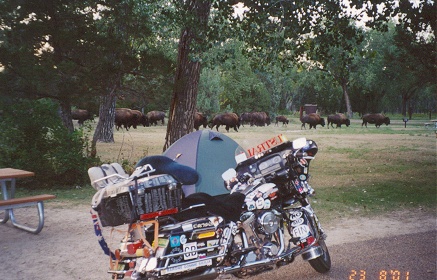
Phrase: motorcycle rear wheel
[{"left": 308, "top": 239, "right": 331, "bottom": 273}]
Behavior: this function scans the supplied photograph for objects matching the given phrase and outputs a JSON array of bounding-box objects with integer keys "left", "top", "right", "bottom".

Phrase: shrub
[{"left": 0, "top": 98, "right": 100, "bottom": 188}]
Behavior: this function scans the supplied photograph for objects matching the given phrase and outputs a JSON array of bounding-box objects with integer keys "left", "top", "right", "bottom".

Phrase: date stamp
[{"left": 349, "top": 269, "right": 410, "bottom": 280}]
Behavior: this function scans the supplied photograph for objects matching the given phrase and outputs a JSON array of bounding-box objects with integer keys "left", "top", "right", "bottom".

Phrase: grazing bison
[
  {"left": 327, "top": 113, "right": 350, "bottom": 128},
  {"left": 250, "top": 111, "right": 271, "bottom": 126},
  {"left": 131, "top": 110, "right": 150, "bottom": 128},
  {"left": 115, "top": 108, "right": 134, "bottom": 130},
  {"left": 361, "top": 113, "right": 390, "bottom": 128},
  {"left": 194, "top": 112, "right": 208, "bottom": 130},
  {"left": 275, "top": 115, "right": 289, "bottom": 126},
  {"left": 115, "top": 108, "right": 149, "bottom": 130},
  {"left": 239, "top": 112, "right": 253, "bottom": 127},
  {"left": 72, "top": 109, "right": 93, "bottom": 125},
  {"left": 300, "top": 106, "right": 325, "bottom": 129},
  {"left": 209, "top": 112, "right": 240, "bottom": 132},
  {"left": 146, "top": 110, "right": 165, "bottom": 126}
]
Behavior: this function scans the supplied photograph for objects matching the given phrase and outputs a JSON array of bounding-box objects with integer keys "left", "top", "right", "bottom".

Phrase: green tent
[{"left": 163, "top": 129, "right": 242, "bottom": 196}]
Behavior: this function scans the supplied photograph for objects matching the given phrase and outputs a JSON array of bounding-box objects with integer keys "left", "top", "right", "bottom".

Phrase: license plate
[
  {"left": 292, "top": 224, "right": 310, "bottom": 238},
  {"left": 161, "top": 259, "right": 212, "bottom": 275}
]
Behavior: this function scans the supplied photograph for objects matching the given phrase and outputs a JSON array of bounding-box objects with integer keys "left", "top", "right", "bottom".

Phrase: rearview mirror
[{"left": 222, "top": 168, "right": 237, "bottom": 181}]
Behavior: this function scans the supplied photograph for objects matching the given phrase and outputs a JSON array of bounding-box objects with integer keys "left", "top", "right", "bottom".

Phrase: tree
[
  {"left": 0, "top": 0, "right": 103, "bottom": 132},
  {"left": 163, "top": 0, "right": 213, "bottom": 150},
  {"left": 162, "top": 0, "right": 399, "bottom": 148}
]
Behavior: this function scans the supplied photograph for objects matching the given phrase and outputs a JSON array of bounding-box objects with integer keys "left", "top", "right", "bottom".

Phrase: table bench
[
  {"left": 0, "top": 168, "right": 56, "bottom": 234},
  {"left": 0, "top": 194, "right": 56, "bottom": 234}
]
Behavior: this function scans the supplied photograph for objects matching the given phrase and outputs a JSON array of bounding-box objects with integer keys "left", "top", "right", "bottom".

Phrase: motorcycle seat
[{"left": 177, "top": 192, "right": 245, "bottom": 222}]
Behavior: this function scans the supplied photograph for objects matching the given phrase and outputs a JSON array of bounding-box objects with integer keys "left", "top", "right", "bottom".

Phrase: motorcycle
[{"left": 89, "top": 134, "right": 331, "bottom": 279}]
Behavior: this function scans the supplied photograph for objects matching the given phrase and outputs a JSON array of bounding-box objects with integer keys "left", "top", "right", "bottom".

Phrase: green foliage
[
  {"left": 197, "top": 67, "right": 222, "bottom": 116},
  {"left": 0, "top": 99, "right": 100, "bottom": 188}
]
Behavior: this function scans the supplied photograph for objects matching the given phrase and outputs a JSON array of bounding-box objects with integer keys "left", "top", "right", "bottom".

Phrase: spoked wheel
[{"left": 308, "top": 239, "right": 331, "bottom": 273}]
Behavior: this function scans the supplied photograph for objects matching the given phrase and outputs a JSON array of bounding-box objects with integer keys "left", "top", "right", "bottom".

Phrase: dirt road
[{"left": 0, "top": 205, "right": 435, "bottom": 280}]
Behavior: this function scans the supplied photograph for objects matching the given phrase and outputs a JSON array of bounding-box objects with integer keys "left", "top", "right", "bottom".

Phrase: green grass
[
  {"left": 14, "top": 185, "right": 96, "bottom": 207},
  {"left": 312, "top": 180, "right": 435, "bottom": 221},
  {"left": 9, "top": 120, "right": 437, "bottom": 222}
]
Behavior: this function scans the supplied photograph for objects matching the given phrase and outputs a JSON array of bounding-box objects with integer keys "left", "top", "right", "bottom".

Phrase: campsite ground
[
  {"left": 0, "top": 205, "right": 434, "bottom": 280},
  {"left": 1, "top": 118, "right": 435, "bottom": 279}
]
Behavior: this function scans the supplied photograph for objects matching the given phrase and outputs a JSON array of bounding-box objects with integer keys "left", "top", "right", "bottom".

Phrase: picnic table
[
  {"left": 424, "top": 119, "right": 437, "bottom": 129},
  {"left": 0, "top": 168, "right": 55, "bottom": 234}
]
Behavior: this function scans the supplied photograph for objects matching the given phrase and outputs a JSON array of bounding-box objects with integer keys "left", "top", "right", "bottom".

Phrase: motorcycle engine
[{"left": 257, "top": 210, "right": 281, "bottom": 234}]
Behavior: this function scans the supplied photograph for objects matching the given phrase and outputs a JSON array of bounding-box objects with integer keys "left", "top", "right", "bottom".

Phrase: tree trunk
[
  {"left": 341, "top": 79, "right": 353, "bottom": 118},
  {"left": 401, "top": 93, "right": 408, "bottom": 117},
  {"left": 91, "top": 88, "right": 117, "bottom": 156},
  {"left": 58, "top": 101, "right": 74, "bottom": 133},
  {"left": 163, "top": 0, "right": 212, "bottom": 151}
]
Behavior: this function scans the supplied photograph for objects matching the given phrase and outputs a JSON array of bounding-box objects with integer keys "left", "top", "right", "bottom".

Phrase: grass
[{"left": 12, "top": 116, "right": 437, "bottom": 220}]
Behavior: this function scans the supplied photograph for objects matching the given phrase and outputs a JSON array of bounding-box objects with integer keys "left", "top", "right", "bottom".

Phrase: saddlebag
[{"left": 92, "top": 173, "right": 183, "bottom": 227}]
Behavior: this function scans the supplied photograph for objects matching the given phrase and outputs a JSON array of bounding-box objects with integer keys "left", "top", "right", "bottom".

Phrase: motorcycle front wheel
[{"left": 308, "top": 239, "right": 331, "bottom": 273}]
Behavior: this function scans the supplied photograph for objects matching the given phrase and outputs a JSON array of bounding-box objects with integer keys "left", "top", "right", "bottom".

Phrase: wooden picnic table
[{"left": 0, "top": 168, "right": 55, "bottom": 234}]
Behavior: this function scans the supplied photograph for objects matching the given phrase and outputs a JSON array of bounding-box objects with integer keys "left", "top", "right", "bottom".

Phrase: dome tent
[{"left": 163, "top": 129, "right": 242, "bottom": 196}]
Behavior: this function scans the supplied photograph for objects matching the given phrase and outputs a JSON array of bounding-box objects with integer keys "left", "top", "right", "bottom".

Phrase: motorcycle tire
[{"left": 308, "top": 239, "right": 331, "bottom": 273}]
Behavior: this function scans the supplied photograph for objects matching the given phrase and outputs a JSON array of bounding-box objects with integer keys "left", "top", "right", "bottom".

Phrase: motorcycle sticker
[
  {"left": 264, "top": 199, "right": 271, "bottom": 209},
  {"left": 170, "top": 236, "right": 181, "bottom": 247},
  {"left": 183, "top": 242, "right": 198, "bottom": 260},
  {"left": 292, "top": 224, "right": 310, "bottom": 238},
  {"left": 169, "top": 247, "right": 183, "bottom": 264},
  {"left": 207, "top": 239, "right": 219, "bottom": 251},
  {"left": 291, "top": 218, "right": 305, "bottom": 227},
  {"left": 289, "top": 211, "right": 303, "bottom": 221},
  {"left": 246, "top": 201, "right": 256, "bottom": 211},
  {"left": 256, "top": 197, "right": 265, "bottom": 209},
  {"left": 161, "top": 259, "right": 212, "bottom": 276},
  {"left": 193, "top": 220, "right": 213, "bottom": 229},
  {"left": 158, "top": 238, "right": 169, "bottom": 248},
  {"left": 180, "top": 234, "right": 187, "bottom": 245}
]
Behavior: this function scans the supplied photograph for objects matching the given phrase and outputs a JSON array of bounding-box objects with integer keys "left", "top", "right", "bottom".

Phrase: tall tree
[
  {"left": 163, "top": 0, "right": 212, "bottom": 150},
  {"left": 0, "top": 0, "right": 102, "bottom": 132},
  {"left": 163, "top": 0, "right": 396, "bottom": 148}
]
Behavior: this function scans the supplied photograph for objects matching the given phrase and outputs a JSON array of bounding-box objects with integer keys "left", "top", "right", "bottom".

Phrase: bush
[{"left": 0, "top": 98, "right": 100, "bottom": 188}]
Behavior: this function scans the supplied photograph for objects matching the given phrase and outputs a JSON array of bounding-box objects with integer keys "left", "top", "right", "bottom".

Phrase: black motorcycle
[{"left": 90, "top": 136, "right": 331, "bottom": 279}]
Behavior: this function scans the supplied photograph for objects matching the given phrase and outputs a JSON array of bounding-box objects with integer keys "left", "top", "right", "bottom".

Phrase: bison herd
[{"left": 72, "top": 108, "right": 391, "bottom": 132}]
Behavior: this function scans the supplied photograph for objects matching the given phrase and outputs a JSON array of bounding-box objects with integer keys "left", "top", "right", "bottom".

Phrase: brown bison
[
  {"left": 361, "top": 113, "right": 390, "bottom": 128},
  {"left": 300, "top": 106, "right": 325, "bottom": 129},
  {"left": 146, "top": 110, "right": 165, "bottom": 126},
  {"left": 194, "top": 112, "right": 208, "bottom": 130},
  {"left": 209, "top": 112, "right": 240, "bottom": 132},
  {"left": 239, "top": 112, "right": 253, "bottom": 126},
  {"left": 327, "top": 113, "right": 350, "bottom": 128},
  {"left": 115, "top": 108, "right": 149, "bottom": 131},
  {"left": 72, "top": 109, "right": 93, "bottom": 125},
  {"left": 250, "top": 111, "right": 271, "bottom": 126},
  {"left": 275, "top": 115, "right": 289, "bottom": 126},
  {"left": 131, "top": 109, "right": 150, "bottom": 128}
]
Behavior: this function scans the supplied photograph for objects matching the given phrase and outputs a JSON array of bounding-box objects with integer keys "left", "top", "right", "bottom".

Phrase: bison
[
  {"left": 115, "top": 108, "right": 149, "bottom": 131},
  {"left": 209, "top": 112, "right": 240, "bottom": 132},
  {"left": 239, "top": 112, "right": 253, "bottom": 127},
  {"left": 361, "top": 113, "right": 390, "bottom": 128},
  {"left": 299, "top": 106, "right": 325, "bottom": 129},
  {"left": 146, "top": 110, "right": 165, "bottom": 126},
  {"left": 327, "top": 113, "right": 350, "bottom": 128},
  {"left": 72, "top": 109, "right": 93, "bottom": 125},
  {"left": 131, "top": 109, "right": 150, "bottom": 128},
  {"left": 194, "top": 112, "right": 208, "bottom": 130},
  {"left": 250, "top": 112, "right": 270, "bottom": 126},
  {"left": 275, "top": 115, "right": 289, "bottom": 126}
]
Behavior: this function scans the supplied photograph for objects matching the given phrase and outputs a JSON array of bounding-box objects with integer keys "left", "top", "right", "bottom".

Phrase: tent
[{"left": 163, "top": 129, "right": 243, "bottom": 196}]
